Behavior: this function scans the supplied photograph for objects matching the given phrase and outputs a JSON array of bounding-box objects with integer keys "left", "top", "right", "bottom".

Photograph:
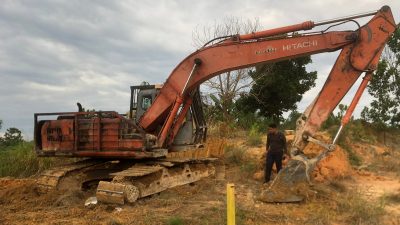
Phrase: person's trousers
[{"left": 264, "top": 151, "right": 283, "bottom": 182}]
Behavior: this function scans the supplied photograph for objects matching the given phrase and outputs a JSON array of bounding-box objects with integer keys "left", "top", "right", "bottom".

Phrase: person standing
[{"left": 264, "top": 123, "right": 288, "bottom": 183}]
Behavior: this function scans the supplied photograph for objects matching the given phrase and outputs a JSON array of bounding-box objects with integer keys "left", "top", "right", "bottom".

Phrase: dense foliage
[
  {"left": 235, "top": 56, "right": 317, "bottom": 123},
  {"left": 0, "top": 127, "right": 23, "bottom": 147},
  {"left": 362, "top": 25, "right": 400, "bottom": 129}
]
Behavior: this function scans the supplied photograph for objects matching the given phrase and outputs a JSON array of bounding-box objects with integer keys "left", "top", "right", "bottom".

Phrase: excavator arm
[
  {"left": 139, "top": 6, "right": 396, "bottom": 151},
  {"left": 138, "top": 6, "right": 396, "bottom": 203},
  {"left": 293, "top": 6, "right": 396, "bottom": 153}
]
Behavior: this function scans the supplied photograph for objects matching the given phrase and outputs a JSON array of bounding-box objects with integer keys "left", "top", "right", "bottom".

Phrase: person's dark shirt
[{"left": 266, "top": 131, "right": 287, "bottom": 154}]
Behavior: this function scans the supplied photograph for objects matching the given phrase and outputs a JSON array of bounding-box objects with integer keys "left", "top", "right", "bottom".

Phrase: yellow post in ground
[{"left": 226, "top": 183, "right": 235, "bottom": 225}]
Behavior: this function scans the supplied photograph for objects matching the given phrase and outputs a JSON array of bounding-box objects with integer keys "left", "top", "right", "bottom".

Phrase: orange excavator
[{"left": 34, "top": 6, "right": 396, "bottom": 204}]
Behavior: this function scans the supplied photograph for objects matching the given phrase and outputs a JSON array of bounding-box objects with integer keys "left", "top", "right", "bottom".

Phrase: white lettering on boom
[{"left": 283, "top": 40, "right": 318, "bottom": 51}]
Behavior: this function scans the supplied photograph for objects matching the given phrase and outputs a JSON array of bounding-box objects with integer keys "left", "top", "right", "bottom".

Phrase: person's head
[{"left": 268, "top": 123, "right": 278, "bottom": 134}]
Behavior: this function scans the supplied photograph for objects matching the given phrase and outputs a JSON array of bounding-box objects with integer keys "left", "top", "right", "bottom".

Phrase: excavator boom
[{"left": 139, "top": 6, "right": 396, "bottom": 152}]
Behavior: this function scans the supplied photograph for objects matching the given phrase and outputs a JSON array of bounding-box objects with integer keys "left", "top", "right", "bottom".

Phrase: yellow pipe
[{"left": 227, "top": 183, "right": 235, "bottom": 225}]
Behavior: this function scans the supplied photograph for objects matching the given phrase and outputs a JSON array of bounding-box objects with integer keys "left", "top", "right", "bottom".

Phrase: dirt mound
[
  {"left": 0, "top": 178, "right": 40, "bottom": 204},
  {"left": 0, "top": 177, "right": 87, "bottom": 210},
  {"left": 252, "top": 132, "right": 353, "bottom": 182},
  {"left": 303, "top": 133, "right": 353, "bottom": 182}
]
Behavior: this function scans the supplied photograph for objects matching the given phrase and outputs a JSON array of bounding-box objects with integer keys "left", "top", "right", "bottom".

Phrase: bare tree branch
[{"left": 193, "top": 17, "right": 260, "bottom": 121}]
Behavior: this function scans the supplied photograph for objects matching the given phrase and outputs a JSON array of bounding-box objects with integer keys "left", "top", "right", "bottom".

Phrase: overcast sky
[{"left": 0, "top": 0, "right": 399, "bottom": 139}]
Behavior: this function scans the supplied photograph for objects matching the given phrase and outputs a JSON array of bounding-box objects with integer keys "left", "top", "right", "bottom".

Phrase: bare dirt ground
[
  {"left": 0, "top": 137, "right": 399, "bottom": 225},
  {"left": 351, "top": 171, "right": 400, "bottom": 219}
]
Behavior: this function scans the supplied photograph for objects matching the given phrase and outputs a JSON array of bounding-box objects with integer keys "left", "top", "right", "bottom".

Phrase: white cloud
[{"left": 25, "top": 81, "right": 69, "bottom": 92}]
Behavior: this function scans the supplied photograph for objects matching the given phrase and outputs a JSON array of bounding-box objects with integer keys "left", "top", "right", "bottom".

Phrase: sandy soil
[
  {"left": 1, "top": 135, "right": 399, "bottom": 225},
  {"left": 1, "top": 168, "right": 399, "bottom": 225},
  {"left": 0, "top": 170, "right": 288, "bottom": 225},
  {"left": 352, "top": 171, "right": 400, "bottom": 216}
]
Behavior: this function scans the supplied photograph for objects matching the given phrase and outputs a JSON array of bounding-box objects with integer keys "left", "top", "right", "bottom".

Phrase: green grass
[
  {"left": 166, "top": 216, "right": 184, "bottom": 225},
  {"left": 246, "top": 131, "right": 263, "bottom": 147},
  {"left": 0, "top": 141, "right": 64, "bottom": 177},
  {"left": 246, "top": 124, "right": 263, "bottom": 146},
  {"left": 337, "top": 141, "right": 362, "bottom": 167}
]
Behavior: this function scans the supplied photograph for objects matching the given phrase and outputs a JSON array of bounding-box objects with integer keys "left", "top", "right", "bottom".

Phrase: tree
[
  {"left": 361, "top": 25, "right": 400, "bottom": 129},
  {"left": 321, "top": 104, "right": 348, "bottom": 130},
  {"left": 236, "top": 56, "right": 317, "bottom": 123},
  {"left": 282, "top": 110, "right": 302, "bottom": 130},
  {"left": 193, "top": 17, "right": 259, "bottom": 122},
  {"left": 1, "top": 127, "right": 23, "bottom": 146}
]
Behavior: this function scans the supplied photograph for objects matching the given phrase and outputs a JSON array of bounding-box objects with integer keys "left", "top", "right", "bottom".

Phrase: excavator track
[
  {"left": 37, "top": 140, "right": 224, "bottom": 203},
  {"left": 37, "top": 158, "right": 217, "bottom": 204},
  {"left": 37, "top": 159, "right": 103, "bottom": 192},
  {"left": 96, "top": 158, "right": 217, "bottom": 204},
  {"left": 36, "top": 159, "right": 128, "bottom": 193}
]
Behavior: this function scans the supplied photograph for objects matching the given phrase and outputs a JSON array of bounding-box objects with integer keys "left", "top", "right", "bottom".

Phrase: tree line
[{"left": 0, "top": 119, "right": 24, "bottom": 148}]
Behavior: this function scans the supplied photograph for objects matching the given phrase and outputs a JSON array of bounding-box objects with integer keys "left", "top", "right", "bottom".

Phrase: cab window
[{"left": 142, "top": 96, "right": 152, "bottom": 110}]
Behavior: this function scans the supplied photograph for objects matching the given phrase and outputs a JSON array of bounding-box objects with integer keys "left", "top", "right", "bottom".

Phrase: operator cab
[
  {"left": 129, "top": 83, "right": 162, "bottom": 122},
  {"left": 129, "top": 83, "right": 207, "bottom": 148}
]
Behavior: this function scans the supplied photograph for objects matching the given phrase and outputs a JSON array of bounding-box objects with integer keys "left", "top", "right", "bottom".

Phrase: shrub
[
  {"left": 347, "top": 120, "right": 376, "bottom": 144},
  {"left": 246, "top": 124, "right": 263, "bottom": 146},
  {"left": 0, "top": 141, "right": 64, "bottom": 177},
  {"left": 240, "top": 161, "right": 257, "bottom": 175},
  {"left": 338, "top": 141, "right": 362, "bottom": 167},
  {"left": 224, "top": 145, "right": 246, "bottom": 165},
  {"left": 235, "top": 112, "right": 271, "bottom": 132}
]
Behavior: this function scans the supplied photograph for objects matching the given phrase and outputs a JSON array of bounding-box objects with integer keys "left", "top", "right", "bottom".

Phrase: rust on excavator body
[{"left": 34, "top": 111, "right": 163, "bottom": 159}]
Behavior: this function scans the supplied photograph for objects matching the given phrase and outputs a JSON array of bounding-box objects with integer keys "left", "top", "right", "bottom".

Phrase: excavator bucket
[
  {"left": 258, "top": 152, "right": 325, "bottom": 203},
  {"left": 259, "top": 159, "right": 308, "bottom": 202}
]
